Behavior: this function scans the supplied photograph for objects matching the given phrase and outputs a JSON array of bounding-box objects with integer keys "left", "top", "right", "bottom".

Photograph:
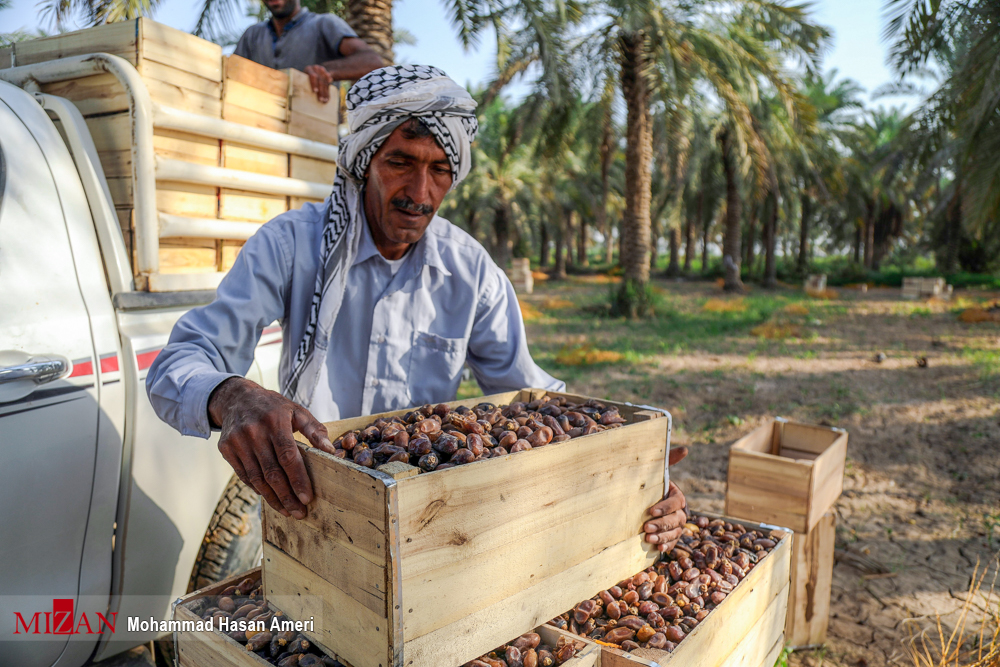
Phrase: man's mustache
[{"left": 391, "top": 197, "right": 433, "bottom": 216}]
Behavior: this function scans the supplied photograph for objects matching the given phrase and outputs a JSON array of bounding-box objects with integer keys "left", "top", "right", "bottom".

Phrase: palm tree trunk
[
  {"left": 719, "top": 128, "right": 743, "bottom": 291},
  {"left": 702, "top": 200, "right": 711, "bottom": 274},
  {"left": 863, "top": 201, "right": 875, "bottom": 269},
  {"left": 554, "top": 210, "right": 567, "bottom": 279},
  {"left": 763, "top": 191, "right": 778, "bottom": 288},
  {"left": 667, "top": 226, "right": 681, "bottom": 276},
  {"left": 683, "top": 211, "right": 694, "bottom": 273},
  {"left": 797, "top": 193, "right": 811, "bottom": 275},
  {"left": 853, "top": 223, "right": 861, "bottom": 264},
  {"left": 649, "top": 217, "right": 660, "bottom": 270},
  {"left": 745, "top": 204, "right": 757, "bottom": 277},
  {"left": 345, "top": 0, "right": 394, "bottom": 64},
  {"left": 617, "top": 31, "right": 653, "bottom": 316},
  {"left": 577, "top": 215, "right": 588, "bottom": 267},
  {"left": 598, "top": 115, "right": 614, "bottom": 266},
  {"left": 938, "top": 183, "right": 962, "bottom": 273},
  {"left": 493, "top": 204, "right": 511, "bottom": 270},
  {"left": 539, "top": 222, "right": 550, "bottom": 268}
]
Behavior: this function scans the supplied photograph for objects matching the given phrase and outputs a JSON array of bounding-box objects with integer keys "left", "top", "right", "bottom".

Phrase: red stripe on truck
[{"left": 136, "top": 349, "right": 160, "bottom": 370}]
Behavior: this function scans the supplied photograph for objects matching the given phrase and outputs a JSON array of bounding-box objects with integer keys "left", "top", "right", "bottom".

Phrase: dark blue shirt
[{"left": 233, "top": 9, "right": 357, "bottom": 72}]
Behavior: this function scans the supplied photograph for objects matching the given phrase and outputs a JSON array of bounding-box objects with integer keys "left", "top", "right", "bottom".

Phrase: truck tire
[{"left": 187, "top": 476, "right": 262, "bottom": 593}]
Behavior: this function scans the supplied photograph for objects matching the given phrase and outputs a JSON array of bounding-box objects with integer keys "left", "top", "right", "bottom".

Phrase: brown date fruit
[
  {"left": 574, "top": 599, "right": 596, "bottom": 623},
  {"left": 622, "top": 590, "right": 639, "bottom": 605},
  {"left": 514, "top": 633, "right": 541, "bottom": 650},
  {"left": 509, "top": 440, "right": 532, "bottom": 453},
  {"left": 710, "top": 591, "right": 727, "bottom": 605},
  {"left": 408, "top": 436, "right": 433, "bottom": 456},
  {"left": 505, "top": 645, "right": 523, "bottom": 667},
  {"left": 537, "top": 649, "right": 555, "bottom": 666},
  {"left": 353, "top": 449, "right": 375, "bottom": 468},
  {"left": 599, "top": 590, "right": 615, "bottom": 607},
  {"left": 491, "top": 446, "right": 508, "bottom": 457},
  {"left": 606, "top": 600, "right": 622, "bottom": 620},
  {"left": 526, "top": 426, "right": 553, "bottom": 447},
  {"left": 393, "top": 430, "right": 409, "bottom": 449},
  {"left": 667, "top": 561, "right": 684, "bottom": 581},
  {"left": 603, "top": 626, "right": 636, "bottom": 645},
  {"left": 608, "top": 586, "right": 623, "bottom": 599},
  {"left": 233, "top": 603, "right": 256, "bottom": 620},
  {"left": 466, "top": 434, "right": 485, "bottom": 457},
  {"left": 386, "top": 450, "right": 409, "bottom": 464},
  {"left": 620, "top": 640, "right": 640, "bottom": 652},
  {"left": 663, "top": 625, "right": 686, "bottom": 642},
  {"left": 638, "top": 601, "right": 659, "bottom": 615},
  {"left": 341, "top": 432, "right": 358, "bottom": 451},
  {"left": 332, "top": 449, "right": 348, "bottom": 459},
  {"left": 637, "top": 581, "right": 654, "bottom": 600},
  {"left": 647, "top": 632, "right": 669, "bottom": 650},
  {"left": 246, "top": 631, "right": 273, "bottom": 651},
  {"left": 635, "top": 624, "right": 656, "bottom": 642},
  {"left": 417, "top": 453, "right": 439, "bottom": 471},
  {"left": 618, "top": 615, "right": 645, "bottom": 631},
  {"left": 522, "top": 648, "right": 538, "bottom": 667},
  {"left": 498, "top": 431, "right": 518, "bottom": 448},
  {"left": 450, "top": 448, "right": 476, "bottom": 465},
  {"left": 651, "top": 592, "right": 673, "bottom": 607},
  {"left": 516, "top": 425, "right": 533, "bottom": 439},
  {"left": 551, "top": 434, "right": 571, "bottom": 443},
  {"left": 278, "top": 656, "right": 301, "bottom": 667},
  {"left": 218, "top": 597, "right": 236, "bottom": 613},
  {"left": 432, "top": 434, "right": 459, "bottom": 455}
]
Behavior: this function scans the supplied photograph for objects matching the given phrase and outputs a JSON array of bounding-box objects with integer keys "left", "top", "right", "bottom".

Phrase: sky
[{"left": 2, "top": 0, "right": 918, "bottom": 111}]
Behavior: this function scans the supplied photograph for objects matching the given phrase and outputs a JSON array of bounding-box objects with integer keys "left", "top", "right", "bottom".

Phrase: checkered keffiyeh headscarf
[{"left": 281, "top": 64, "right": 479, "bottom": 407}]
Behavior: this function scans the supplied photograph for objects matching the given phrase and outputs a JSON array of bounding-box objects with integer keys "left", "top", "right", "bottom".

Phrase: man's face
[
  {"left": 363, "top": 122, "right": 453, "bottom": 253},
  {"left": 266, "top": 0, "right": 298, "bottom": 19}
]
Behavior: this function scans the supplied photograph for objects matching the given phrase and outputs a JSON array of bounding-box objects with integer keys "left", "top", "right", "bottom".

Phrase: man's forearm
[{"left": 322, "top": 51, "right": 386, "bottom": 81}]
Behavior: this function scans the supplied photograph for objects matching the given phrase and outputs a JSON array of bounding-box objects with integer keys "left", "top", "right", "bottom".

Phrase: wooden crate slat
[
  {"left": 397, "top": 418, "right": 666, "bottom": 639},
  {"left": 158, "top": 238, "right": 218, "bottom": 274},
  {"left": 288, "top": 110, "right": 339, "bottom": 144},
  {"left": 96, "top": 149, "right": 131, "bottom": 178},
  {"left": 786, "top": 511, "right": 835, "bottom": 648},
  {"left": 154, "top": 129, "right": 221, "bottom": 166},
  {"left": 290, "top": 196, "right": 325, "bottom": 210},
  {"left": 264, "top": 507, "right": 388, "bottom": 616},
  {"left": 224, "top": 79, "right": 288, "bottom": 121},
  {"left": 264, "top": 542, "right": 390, "bottom": 667},
  {"left": 223, "top": 103, "right": 289, "bottom": 133},
  {"left": 85, "top": 112, "right": 131, "bottom": 152},
  {"left": 220, "top": 241, "right": 245, "bottom": 272},
  {"left": 40, "top": 72, "right": 129, "bottom": 115},
  {"left": 139, "top": 18, "right": 222, "bottom": 82},
  {"left": 403, "top": 534, "right": 654, "bottom": 667},
  {"left": 146, "top": 77, "right": 222, "bottom": 117},
  {"left": 223, "top": 142, "right": 289, "bottom": 177},
  {"left": 140, "top": 58, "right": 222, "bottom": 98},
  {"left": 10, "top": 21, "right": 138, "bottom": 66},
  {"left": 287, "top": 68, "right": 338, "bottom": 123},
  {"left": 0, "top": 45, "right": 14, "bottom": 68},
  {"left": 219, "top": 189, "right": 288, "bottom": 223},
  {"left": 225, "top": 54, "right": 288, "bottom": 96},
  {"left": 157, "top": 182, "right": 218, "bottom": 218},
  {"left": 290, "top": 154, "right": 337, "bottom": 184},
  {"left": 781, "top": 422, "right": 839, "bottom": 455},
  {"left": 728, "top": 449, "right": 812, "bottom": 496}
]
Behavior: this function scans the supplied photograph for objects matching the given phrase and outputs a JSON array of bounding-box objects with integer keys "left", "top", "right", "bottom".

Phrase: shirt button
[
  {"left": 377, "top": 335, "right": 386, "bottom": 344},
  {"left": 370, "top": 378, "right": 380, "bottom": 387}
]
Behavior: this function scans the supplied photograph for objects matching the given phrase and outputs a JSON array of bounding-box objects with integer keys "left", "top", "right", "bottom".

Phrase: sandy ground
[{"left": 521, "top": 278, "right": 1000, "bottom": 667}]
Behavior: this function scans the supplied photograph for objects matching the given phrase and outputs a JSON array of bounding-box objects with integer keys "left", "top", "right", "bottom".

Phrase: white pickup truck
[{"left": 0, "top": 57, "right": 296, "bottom": 665}]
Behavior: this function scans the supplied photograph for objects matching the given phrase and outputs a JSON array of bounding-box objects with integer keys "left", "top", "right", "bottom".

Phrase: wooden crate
[
  {"left": 785, "top": 510, "right": 835, "bottom": 648},
  {"left": 725, "top": 418, "right": 847, "bottom": 535},
  {"left": 172, "top": 567, "right": 345, "bottom": 667},
  {"left": 174, "top": 568, "right": 602, "bottom": 667},
  {"left": 558, "top": 513, "right": 791, "bottom": 667},
  {"left": 262, "top": 389, "right": 671, "bottom": 667}
]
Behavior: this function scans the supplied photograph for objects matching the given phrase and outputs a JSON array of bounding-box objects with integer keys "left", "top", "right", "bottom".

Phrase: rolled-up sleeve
[
  {"left": 465, "top": 266, "right": 565, "bottom": 394},
  {"left": 146, "top": 222, "right": 292, "bottom": 438}
]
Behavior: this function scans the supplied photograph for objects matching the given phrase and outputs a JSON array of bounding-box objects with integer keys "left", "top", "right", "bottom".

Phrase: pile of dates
[
  {"left": 550, "top": 514, "right": 781, "bottom": 654},
  {"left": 463, "top": 631, "right": 583, "bottom": 667},
  {"left": 184, "top": 575, "right": 343, "bottom": 666},
  {"left": 330, "top": 395, "right": 627, "bottom": 473}
]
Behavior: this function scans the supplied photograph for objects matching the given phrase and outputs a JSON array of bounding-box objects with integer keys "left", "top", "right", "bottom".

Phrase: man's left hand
[
  {"left": 304, "top": 64, "right": 333, "bottom": 102},
  {"left": 644, "top": 446, "right": 689, "bottom": 552}
]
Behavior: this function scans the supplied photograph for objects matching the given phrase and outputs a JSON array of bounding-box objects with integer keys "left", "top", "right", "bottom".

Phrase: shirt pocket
[{"left": 407, "top": 331, "right": 468, "bottom": 405}]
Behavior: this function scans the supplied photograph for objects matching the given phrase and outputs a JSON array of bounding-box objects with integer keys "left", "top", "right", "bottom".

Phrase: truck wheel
[{"left": 187, "top": 476, "right": 262, "bottom": 593}]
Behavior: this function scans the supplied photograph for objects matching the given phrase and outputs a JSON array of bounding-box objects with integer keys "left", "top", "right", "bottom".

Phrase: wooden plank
[
  {"left": 396, "top": 418, "right": 666, "bottom": 640},
  {"left": 224, "top": 79, "right": 287, "bottom": 121},
  {"left": 264, "top": 507, "right": 387, "bottom": 616},
  {"left": 708, "top": 584, "right": 788, "bottom": 667},
  {"left": 154, "top": 129, "right": 221, "bottom": 166},
  {"left": 220, "top": 241, "right": 245, "bottom": 272},
  {"left": 402, "top": 534, "right": 656, "bottom": 667},
  {"left": 97, "top": 149, "right": 131, "bottom": 178},
  {"left": 781, "top": 422, "right": 838, "bottom": 455},
  {"left": 288, "top": 110, "right": 339, "bottom": 145},
  {"left": 536, "top": 625, "right": 601, "bottom": 667},
  {"left": 223, "top": 142, "right": 288, "bottom": 177},
  {"left": 786, "top": 512, "right": 835, "bottom": 648},
  {"left": 159, "top": 238, "right": 218, "bottom": 274},
  {"left": 106, "top": 177, "right": 132, "bottom": 208},
  {"left": 146, "top": 77, "right": 222, "bottom": 117},
  {"left": 730, "top": 420, "right": 775, "bottom": 454},
  {"left": 808, "top": 433, "right": 847, "bottom": 531},
  {"left": 224, "top": 54, "right": 288, "bottom": 96},
  {"left": 0, "top": 46, "right": 13, "bottom": 69},
  {"left": 11, "top": 21, "right": 138, "bottom": 67},
  {"left": 728, "top": 449, "right": 812, "bottom": 496},
  {"left": 139, "top": 18, "right": 222, "bottom": 82},
  {"left": 223, "top": 103, "right": 288, "bottom": 133},
  {"left": 40, "top": 73, "right": 129, "bottom": 115},
  {"left": 290, "top": 154, "right": 337, "bottom": 184},
  {"left": 158, "top": 182, "right": 218, "bottom": 218},
  {"left": 264, "top": 542, "right": 390, "bottom": 667},
  {"left": 725, "top": 485, "right": 809, "bottom": 533},
  {"left": 287, "top": 68, "right": 338, "bottom": 123},
  {"left": 219, "top": 189, "right": 287, "bottom": 223},
  {"left": 141, "top": 58, "right": 222, "bottom": 98},
  {"left": 86, "top": 113, "right": 130, "bottom": 152},
  {"left": 290, "top": 196, "right": 325, "bottom": 210}
]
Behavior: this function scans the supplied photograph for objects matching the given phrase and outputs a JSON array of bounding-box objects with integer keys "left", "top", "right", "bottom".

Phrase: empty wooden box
[
  {"left": 725, "top": 418, "right": 847, "bottom": 535},
  {"left": 261, "top": 389, "right": 671, "bottom": 667}
]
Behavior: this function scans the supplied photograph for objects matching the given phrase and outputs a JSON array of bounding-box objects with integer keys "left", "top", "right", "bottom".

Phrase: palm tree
[{"left": 344, "top": 0, "right": 392, "bottom": 63}]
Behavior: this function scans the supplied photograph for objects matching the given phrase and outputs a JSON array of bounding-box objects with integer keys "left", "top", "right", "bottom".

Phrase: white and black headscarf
[{"left": 281, "top": 64, "right": 479, "bottom": 407}]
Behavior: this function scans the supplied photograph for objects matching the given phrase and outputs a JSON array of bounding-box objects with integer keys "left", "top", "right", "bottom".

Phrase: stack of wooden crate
[
  {"left": 901, "top": 276, "right": 952, "bottom": 300},
  {"left": 506, "top": 257, "right": 534, "bottom": 293},
  {"left": 726, "top": 418, "right": 848, "bottom": 649},
  {"left": 0, "top": 19, "right": 339, "bottom": 286}
]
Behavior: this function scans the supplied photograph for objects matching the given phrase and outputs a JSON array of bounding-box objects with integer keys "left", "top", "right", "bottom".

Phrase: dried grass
[
  {"left": 903, "top": 555, "right": 1000, "bottom": 667},
  {"left": 519, "top": 301, "right": 543, "bottom": 322},
  {"left": 806, "top": 287, "right": 840, "bottom": 300},
  {"left": 554, "top": 345, "right": 624, "bottom": 366},
  {"left": 959, "top": 309, "right": 1000, "bottom": 323},
  {"left": 783, "top": 303, "right": 811, "bottom": 315},
  {"left": 541, "top": 298, "right": 575, "bottom": 310},
  {"left": 703, "top": 298, "right": 748, "bottom": 313},
  {"left": 750, "top": 322, "right": 802, "bottom": 339},
  {"left": 531, "top": 271, "right": 549, "bottom": 281}
]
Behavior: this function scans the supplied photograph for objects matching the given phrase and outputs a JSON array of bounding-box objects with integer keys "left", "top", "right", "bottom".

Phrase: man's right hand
[
  {"left": 304, "top": 64, "right": 333, "bottom": 103},
  {"left": 208, "top": 377, "right": 334, "bottom": 519}
]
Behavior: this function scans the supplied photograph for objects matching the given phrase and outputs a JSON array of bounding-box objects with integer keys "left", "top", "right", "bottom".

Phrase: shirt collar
[
  {"left": 352, "top": 206, "right": 452, "bottom": 277},
  {"left": 268, "top": 7, "right": 309, "bottom": 39}
]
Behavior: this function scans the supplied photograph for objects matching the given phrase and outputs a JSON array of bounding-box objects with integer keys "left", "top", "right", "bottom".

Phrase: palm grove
[{"left": 13, "top": 0, "right": 1000, "bottom": 316}]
